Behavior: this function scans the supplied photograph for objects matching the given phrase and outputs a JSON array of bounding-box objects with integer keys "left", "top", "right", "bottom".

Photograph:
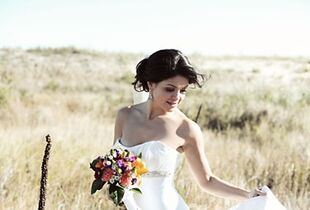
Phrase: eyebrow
[{"left": 167, "top": 84, "right": 189, "bottom": 89}]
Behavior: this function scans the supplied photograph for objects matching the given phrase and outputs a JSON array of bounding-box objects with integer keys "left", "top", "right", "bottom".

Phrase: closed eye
[
  {"left": 164, "top": 87, "right": 187, "bottom": 93},
  {"left": 165, "top": 88, "right": 175, "bottom": 92}
]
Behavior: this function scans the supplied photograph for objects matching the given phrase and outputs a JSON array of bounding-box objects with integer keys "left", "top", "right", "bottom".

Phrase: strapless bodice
[
  {"left": 114, "top": 138, "right": 180, "bottom": 177},
  {"left": 112, "top": 138, "right": 189, "bottom": 210}
]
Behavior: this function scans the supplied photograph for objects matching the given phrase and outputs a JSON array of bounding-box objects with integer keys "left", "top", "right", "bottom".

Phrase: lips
[{"left": 167, "top": 101, "right": 178, "bottom": 106}]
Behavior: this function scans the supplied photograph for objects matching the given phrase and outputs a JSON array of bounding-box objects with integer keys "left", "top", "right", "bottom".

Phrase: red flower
[
  {"left": 101, "top": 168, "right": 114, "bottom": 182},
  {"left": 120, "top": 172, "right": 131, "bottom": 187}
]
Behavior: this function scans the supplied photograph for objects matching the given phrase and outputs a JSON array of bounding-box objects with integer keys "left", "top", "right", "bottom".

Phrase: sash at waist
[{"left": 143, "top": 170, "right": 173, "bottom": 177}]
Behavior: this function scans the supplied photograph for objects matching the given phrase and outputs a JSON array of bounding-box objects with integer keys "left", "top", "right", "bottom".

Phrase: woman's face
[{"left": 148, "top": 75, "right": 189, "bottom": 111}]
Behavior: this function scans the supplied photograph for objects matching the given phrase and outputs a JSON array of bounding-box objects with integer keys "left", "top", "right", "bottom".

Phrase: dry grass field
[{"left": 0, "top": 48, "right": 309, "bottom": 210}]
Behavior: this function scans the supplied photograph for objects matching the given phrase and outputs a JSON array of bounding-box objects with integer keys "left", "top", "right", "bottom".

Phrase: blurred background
[
  {"left": 0, "top": 0, "right": 309, "bottom": 210},
  {"left": 1, "top": 0, "right": 310, "bottom": 56}
]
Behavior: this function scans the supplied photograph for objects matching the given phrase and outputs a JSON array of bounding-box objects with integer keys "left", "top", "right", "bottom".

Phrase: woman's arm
[{"left": 183, "top": 120, "right": 264, "bottom": 200}]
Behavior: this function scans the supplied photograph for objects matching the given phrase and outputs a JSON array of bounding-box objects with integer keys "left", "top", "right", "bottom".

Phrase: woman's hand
[{"left": 248, "top": 188, "right": 267, "bottom": 198}]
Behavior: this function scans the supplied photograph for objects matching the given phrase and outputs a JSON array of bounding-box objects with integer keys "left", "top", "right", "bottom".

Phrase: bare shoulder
[
  {"left": 184, "top": 118, "right": 203, "bottom": 140},
  {"left": 116, "top": 103, "right": 144, "bottom": 120},
  {"left": 116, "top": 106, "right": 131, "bottom": 120},
  {"left": 176, "top": 109, "right": 203, "bottom": 142},
  {"left": 179, "top": 117, "right": 205, "bottom": 154}
]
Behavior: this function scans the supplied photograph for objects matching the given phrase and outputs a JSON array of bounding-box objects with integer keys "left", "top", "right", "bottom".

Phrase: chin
[{"left": 164, "top": 103, "right": 178, "bottom": 111}]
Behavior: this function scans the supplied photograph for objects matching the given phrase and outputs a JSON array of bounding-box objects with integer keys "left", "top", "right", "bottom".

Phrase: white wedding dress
[
  {"left": 113, "top": 138, "right": 189, "bottom": 210},
  {"left": 229, "top": 186, "right": 287, "bottom": 210},
  {"left": 111, "top": 92, "right": 287, "bottom": 210}
]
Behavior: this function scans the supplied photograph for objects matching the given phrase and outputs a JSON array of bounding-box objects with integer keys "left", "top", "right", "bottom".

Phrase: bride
[{"left": 112, "top": 49, "right": 266, "bottom": 210}]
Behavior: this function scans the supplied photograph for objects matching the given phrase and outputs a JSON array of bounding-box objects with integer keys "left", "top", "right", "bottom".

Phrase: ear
[{"left": 147, "top": 82, "right": 156, "bottom": 91}]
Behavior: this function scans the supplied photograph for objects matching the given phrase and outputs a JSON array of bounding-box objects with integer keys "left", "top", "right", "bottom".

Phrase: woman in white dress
[{"left": 112, "top": 49, "right": 266, "bottom": 210}]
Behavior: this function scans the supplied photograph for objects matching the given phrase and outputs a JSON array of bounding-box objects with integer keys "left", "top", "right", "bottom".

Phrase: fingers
[{"left": 249, "top": 188, "right": 267, "bottom": 198}]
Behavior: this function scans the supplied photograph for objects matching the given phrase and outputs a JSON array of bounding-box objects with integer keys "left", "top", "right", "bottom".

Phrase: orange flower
[
  {"left": 132, "top": 158, "right": 148, "bottom": 175},
  {"left": 95, "top": 159, "right": 105, "bottom": 169}
]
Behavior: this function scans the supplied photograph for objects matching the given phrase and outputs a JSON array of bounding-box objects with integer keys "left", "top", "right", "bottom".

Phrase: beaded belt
[{"left": 143, "top": 171, "right": 173, "bottom": 177}]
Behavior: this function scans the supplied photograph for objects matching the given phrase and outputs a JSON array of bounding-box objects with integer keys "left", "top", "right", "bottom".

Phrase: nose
[{"left": 171, "top": 90, "right": 180, "bottom": 100}]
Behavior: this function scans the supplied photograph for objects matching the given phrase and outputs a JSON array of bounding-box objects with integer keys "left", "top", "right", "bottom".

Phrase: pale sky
[{"left": 0, "top": 0, "right": 309, "bottom": 56}]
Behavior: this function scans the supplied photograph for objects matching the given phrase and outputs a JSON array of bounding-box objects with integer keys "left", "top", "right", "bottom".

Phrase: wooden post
[{"left": 38, "top": 135, "right": 52, "bottom": 210}]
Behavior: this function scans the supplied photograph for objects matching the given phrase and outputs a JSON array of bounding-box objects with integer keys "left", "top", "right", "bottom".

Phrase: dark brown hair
[{"left": 132, "top": 49, "right": 205, "bottom": 92}]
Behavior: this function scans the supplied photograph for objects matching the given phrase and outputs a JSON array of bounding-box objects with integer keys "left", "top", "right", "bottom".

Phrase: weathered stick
[
  {"left": 38, "top": 135, "right": 52, "bottom": 210},
  {"left": 194, "top": 104, "right": 203, "bottom": 123}
]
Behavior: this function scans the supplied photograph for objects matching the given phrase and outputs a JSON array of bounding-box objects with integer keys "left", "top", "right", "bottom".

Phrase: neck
[{"left": 145, "top": 100, "right": 172, "bottom": 120}]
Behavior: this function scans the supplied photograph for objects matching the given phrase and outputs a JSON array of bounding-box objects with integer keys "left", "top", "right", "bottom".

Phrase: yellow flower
[{"left": 132, "top": 158, "right": 148, "bottom": 175}]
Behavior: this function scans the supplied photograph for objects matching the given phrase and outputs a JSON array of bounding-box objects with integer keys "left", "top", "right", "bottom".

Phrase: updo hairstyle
[{"left": 132, "top": 49, "right": 205, "bottom": 92}]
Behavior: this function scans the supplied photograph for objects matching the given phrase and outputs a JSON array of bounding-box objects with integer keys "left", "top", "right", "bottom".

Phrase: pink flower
[
  {"left": 120, "top": 172, "right": 131, "bottom": 187},
  {"left": 101, "top": 168, "right": 114, "bottom": 182}
]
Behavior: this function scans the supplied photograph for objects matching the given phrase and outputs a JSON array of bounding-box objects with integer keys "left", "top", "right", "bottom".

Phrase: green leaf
[
  {"left": 109, "top": 184, "right": 125, "bottom": 205},
  {"left": 138, "top": 152, "right": 142, "bottom": 158},
  {"left": 91, "top": 179, "right": 105, "bottom": 194},
  {"left": 116, "top": 187, "right": 125, "bottom": 205},
  {"left": 108, "top": 183, "right": 118, "bottom": 194},
  {"left": 129, "top": 187, "right": 142, "bottom": 194},
  {"left": 110, "top": 190, "right": 118, "bottom": 205},
  {"left": 90, "top": 159, "right": 99, "bottom": 171}
]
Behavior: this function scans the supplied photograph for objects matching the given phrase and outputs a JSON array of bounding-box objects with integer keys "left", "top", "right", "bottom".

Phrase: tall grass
[{"left": 0, "top": 48, "right": 309, "bottom": 210}]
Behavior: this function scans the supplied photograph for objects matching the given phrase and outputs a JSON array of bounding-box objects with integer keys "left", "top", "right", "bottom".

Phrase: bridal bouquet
[{"left": 90, "top": 148, "right": 148, "bottom": 206}]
